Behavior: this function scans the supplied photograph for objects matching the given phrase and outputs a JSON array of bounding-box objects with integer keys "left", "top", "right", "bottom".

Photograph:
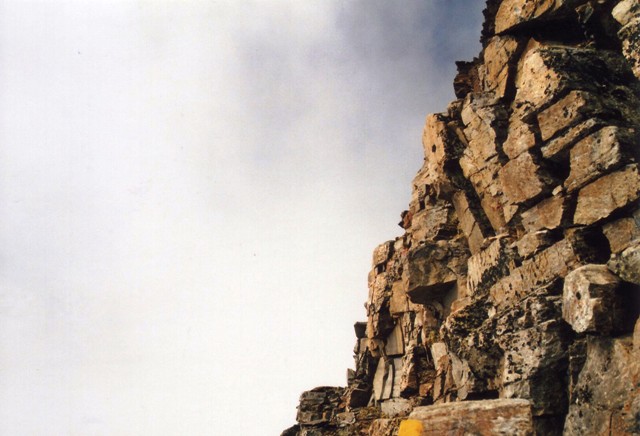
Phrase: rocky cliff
[{"left": 283, "top": 1, "right": 640, "bottom": 435}]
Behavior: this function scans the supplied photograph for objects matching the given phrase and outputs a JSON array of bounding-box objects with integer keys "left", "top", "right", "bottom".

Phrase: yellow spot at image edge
[{"left": 399, "top": 419, "right": 423, "bottom": 436}]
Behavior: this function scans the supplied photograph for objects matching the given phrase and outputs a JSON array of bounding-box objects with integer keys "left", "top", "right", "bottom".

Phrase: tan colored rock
[
  {"left": 373, "top": 241, "right": 394, "bottom": 268},
  {"left": 541, "top": 118, "right": 605, "bottom": 162},
  {"left": 565, "top": 126, "right": 632, "bottom": 192},
  {"left": 389, "top": 280, "right": 409, "bottom": 317},
  {"left": 409, "top": 202, "right": 457, "bottom": 245},
  {"left": 482, "top": 35, "right": 523, "bottom": 98},
  {"left": 562, "top": 264, "right": 623, "bottom": 333},
  {"left": 613, "top": 0, "right": 640, "bottom": 27},
  {"left": 514, "top": 42, "right": 634, "bottom": 112},
  {"left": 463, "top": 157, "right": 509, "bottom": 231},
  {"left": 490, "top": 236, "right": 588, "bottom": 309},
  {"left": 502, "top": 116, "right": 537, "bottom": 160},
  {"left": 408, "top": 399, "right": 534, "bottom": 435},
  {"left": 498, "top": 152, "right": 556, "bottom": 204},
  {"left": 603, "top": 215, "right": 640, "bottom": 254},
  {"left": 422, "top": 113, "right": 464, "bottom": 167},
  {"left": 520, "top": 194, "right": 568, "bottom": 232},
  {"left": 574, "top": 164, "right": 640, "bottom": 225},
  {"left": 515, "top": 230, "right": 555, "bottom": 259},
  {"left": 495, "top": 0, "right": 564, "bottom": 33},
  {"left": 460, "top": 93, "right": 508, "bottom": 169},
  {"left": 452, "top": 190, "right": 492, "bottom": 254},
  {"left": 537, "top": 90, "right": 603, "bottom": 141}
]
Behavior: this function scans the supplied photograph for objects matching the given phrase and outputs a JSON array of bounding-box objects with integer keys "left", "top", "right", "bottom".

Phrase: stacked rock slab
[{"left": 283, "top": 1, "right": 640, "bottom": 435}]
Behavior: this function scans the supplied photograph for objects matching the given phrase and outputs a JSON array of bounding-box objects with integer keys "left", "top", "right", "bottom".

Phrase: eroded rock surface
[{"left": 284, "top": 1, "right": 640, "bottom": 434}]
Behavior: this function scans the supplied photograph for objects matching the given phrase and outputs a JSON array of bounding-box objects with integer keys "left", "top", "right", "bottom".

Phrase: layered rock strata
[{"left": 284, "top": 1, "right": 640, "bottom": 434}]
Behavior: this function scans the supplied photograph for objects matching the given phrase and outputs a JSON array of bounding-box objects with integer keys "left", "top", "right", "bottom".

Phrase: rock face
[{"left": 284, "top": 1, "right": 640, "bottom": 435}]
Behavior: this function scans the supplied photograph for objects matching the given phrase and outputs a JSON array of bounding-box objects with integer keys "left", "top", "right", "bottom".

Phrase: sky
[{"left": 0, "top": 1, "right": 484, "bottom": 434}]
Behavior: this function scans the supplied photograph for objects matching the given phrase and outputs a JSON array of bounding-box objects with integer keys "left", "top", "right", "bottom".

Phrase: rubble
[{"left": 284, "top": 1, "right": 640, "bottom": 434}]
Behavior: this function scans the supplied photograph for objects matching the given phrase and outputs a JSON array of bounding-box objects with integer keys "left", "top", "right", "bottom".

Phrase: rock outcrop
[{"left": 284, "top": 1, "right": 640, "bottom": 434}]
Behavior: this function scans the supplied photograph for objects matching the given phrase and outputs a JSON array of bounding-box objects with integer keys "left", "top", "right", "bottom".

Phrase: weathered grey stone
[
  {"left": 565, "top": 126, "right": 633, "bottom": 192},
  {"left": 562, "top": 264, "right": 623, "bottom": 333},
  {"left": 380, "top": 398, "right": 412, "bottom": 418},
  {"left": 499, "top": 320, "right": 570, "bottom": 416},
  {"left": 354, "top": 322, "right": 367, "bottom": 339},
  {"left": 296, "top": 387, "right": 345, "bottom": 426},
  {"left": 385, "top": 322, "right": 404, "bottom": 357},
  {"left": 608, "top": 240, "right": 640, "bottom": 285},
  {"left": 574, "top": 164, "right": 640, "bottom": 225},
  {"left": 403, "top": 238, "right": 468, "bottom": 304},
  {"left": 564, "top": 336, "right": 640, "bottom": 435},
  {"left": 467, "top": 237, "right": 517, "bottom": 297},
  {"left": 499, "top": 152, "right": 556, "bottom": 204},
  {"left": 408, "top": 399, "right": 534, "bottom": 435}
]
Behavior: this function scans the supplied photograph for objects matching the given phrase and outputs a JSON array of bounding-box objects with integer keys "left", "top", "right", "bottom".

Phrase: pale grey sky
[{"left": 0, "top": 1, "right": 483, "bottom": 434}]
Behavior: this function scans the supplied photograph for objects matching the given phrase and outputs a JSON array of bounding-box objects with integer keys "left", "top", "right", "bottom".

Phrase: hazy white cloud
[{"left": 0, "top": 1, "right": 483, "bottom": 433}]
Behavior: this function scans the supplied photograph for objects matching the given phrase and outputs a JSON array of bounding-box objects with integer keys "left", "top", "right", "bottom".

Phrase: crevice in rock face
[{"left": 284, "top": 1, "right": 640, "bottom": 434}]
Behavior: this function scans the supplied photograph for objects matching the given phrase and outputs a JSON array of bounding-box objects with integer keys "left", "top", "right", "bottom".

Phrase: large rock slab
[
  {"left": 495, "top": 0, "right": 572, "bottom": 33},
  {"left": 498, "top": 152, "right": 555, "bottom": 204},
  {"left": 564, "top": 336, "right": 640, "bottom": 435},
  {"left": 403, "top": 238, "right": 468, "bottom": 304},
  {"left": 481, "top": 35, "right": 524, "bottom": 98},
  {"left": 574, "top": 164, "right": 640, "bottom": 225},
  {"left": 537, "top": 90, "right": 604, "bottom": 141},
  {"left": 564, "top": 126, "right": 633, "bottom": 192},
  {"left": 406, "top": 399, "right": 534, "bottom": 435},
  {"left": 603, "top": 214, "right": 640, "bottom": 254},
  {"left": 562, "top": 264, "right": 623, "bottom": 333}
]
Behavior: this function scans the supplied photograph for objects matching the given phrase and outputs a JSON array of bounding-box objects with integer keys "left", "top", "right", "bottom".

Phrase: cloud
[{"left": 0, "top": 1, "right": 484, "bottom": 434}]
